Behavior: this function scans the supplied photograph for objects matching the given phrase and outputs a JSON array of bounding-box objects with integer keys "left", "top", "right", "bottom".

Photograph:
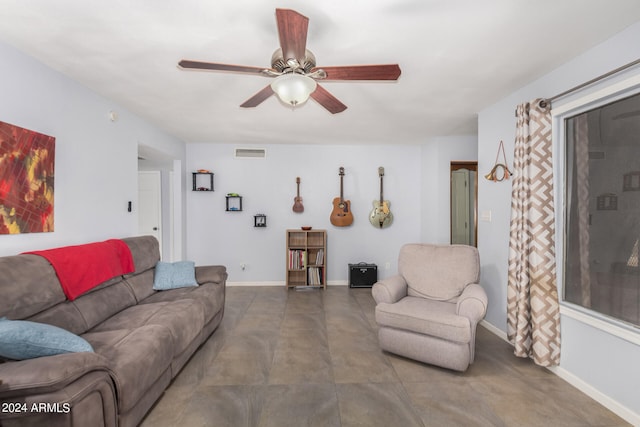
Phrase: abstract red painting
[{"left": 0, "top": 121, "right": 55, "bottom": 234}]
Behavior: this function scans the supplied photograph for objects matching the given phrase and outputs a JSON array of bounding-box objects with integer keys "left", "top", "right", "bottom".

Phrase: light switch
[{"left": 481, "top": 210, "right": 492, "bottom": 222}]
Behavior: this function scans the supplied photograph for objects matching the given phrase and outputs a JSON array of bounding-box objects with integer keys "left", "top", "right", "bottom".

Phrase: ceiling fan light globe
[{"left": 270, "top": 73, "right": 317, "bottom": 107}]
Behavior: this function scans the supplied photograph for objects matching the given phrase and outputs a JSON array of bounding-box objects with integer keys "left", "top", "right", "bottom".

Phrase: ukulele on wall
[
  {"left": 292, "top": 177, "right": 304, "bottom": 213},
  {"left": 330, "top": 167, "right": 354, "bottom": 227},
  {"left": 369, "top": 166, "right": 393, "bottom": 229}
]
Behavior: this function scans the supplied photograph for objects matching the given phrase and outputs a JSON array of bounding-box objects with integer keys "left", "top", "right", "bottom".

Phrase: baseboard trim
[
  {"left": 226, "top": 280, "right": 349, "bottom": 287},
  {"left": 226, "top": 281, "right": 283, "bottom": 287},
  {"left": 327, "top": 280, "right": 349, "bottom": 286},
  {"left": 548, "top": 365, "right": 640, "bottom": 426},
  {"left": 481, "top": 320, "right": 639, "bottom": 426},
  {"left": 480, "top": 320, "right": 509, "bottom": 342}
]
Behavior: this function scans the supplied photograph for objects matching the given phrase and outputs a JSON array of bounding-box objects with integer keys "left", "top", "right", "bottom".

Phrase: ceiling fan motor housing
[{"left": 271, "top": 48, "right": 316, "bottom": 74}]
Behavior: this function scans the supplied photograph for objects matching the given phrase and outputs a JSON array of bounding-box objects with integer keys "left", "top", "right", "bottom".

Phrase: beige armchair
[{"left": 372, "top": 243, "right": 487, "bottom": 371}]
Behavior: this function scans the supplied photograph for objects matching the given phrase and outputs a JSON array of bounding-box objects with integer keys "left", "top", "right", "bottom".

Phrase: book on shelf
[
  {"left": 307, "top": 266, "right": 324, "bottom": 286},
  {"left": 288, "top": 249, "right": 307, "bottom": 270},
  {"left": 314, "top": 248, "right": 324, "bottom": 265}
]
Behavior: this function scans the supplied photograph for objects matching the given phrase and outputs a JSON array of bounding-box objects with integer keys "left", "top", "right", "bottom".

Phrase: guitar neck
[
  {"left": 378, "top": 167, "right": 385, "bottom": 203},
  {"left": 340, "top": 176, "right": 344, "bottom": 202}
]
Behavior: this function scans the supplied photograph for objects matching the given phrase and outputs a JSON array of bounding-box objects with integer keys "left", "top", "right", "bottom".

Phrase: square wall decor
[{"left": 0, "top": 121, "right": 55, "bottom": 234}]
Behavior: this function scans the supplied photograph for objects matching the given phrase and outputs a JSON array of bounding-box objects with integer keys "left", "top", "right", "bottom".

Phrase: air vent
[
  {"left": 235, "top": 148, "right": 266, "bottom": 159},
  {"left": 589, "top": 151, "right": 605, "bottom": 160}
]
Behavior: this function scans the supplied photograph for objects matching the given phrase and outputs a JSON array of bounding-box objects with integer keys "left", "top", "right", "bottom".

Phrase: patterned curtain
[{"left": 507, "top": 98, "right": 561, "bottom": 367}]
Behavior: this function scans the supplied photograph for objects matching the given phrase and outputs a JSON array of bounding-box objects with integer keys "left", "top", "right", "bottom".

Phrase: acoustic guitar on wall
[
  {"left": 292, "top": 177, "right": 304, "bottom": 213},
  {"left": 369, "top": 166, "right": 393, "bottom": 228},
  {"left": 330, "top": 167, "right": 354, "bottom": 227}
]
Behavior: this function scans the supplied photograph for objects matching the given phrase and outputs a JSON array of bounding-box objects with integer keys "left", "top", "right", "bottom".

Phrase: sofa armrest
[
  {"left": 372, "top": 275, "right": 408, "bottom": 305},
  {"left": 195, "top": 265, "right": 227, "bottom": 285},
  {"left": 0, "top": 352, "right": 111, "bottom": 398},
  {"left": 0, "top": 369, "right": 117, "bottom": 427},
  {"left": 456, "top": 283, "right": 488, "bottom": 323}
]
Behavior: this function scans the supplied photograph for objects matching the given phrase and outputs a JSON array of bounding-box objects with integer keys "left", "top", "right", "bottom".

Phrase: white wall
[
  {"left": 478, "top": 22, "right": 640, "bottom": 420},
  {"left": 186, "top": 139, "right": 477, "bottom": 283},
  {"left": 421, "top": 135, "right": 478, "bottom": 244},
  {"left": 0, "top": 41, "right": 185, "bottom": 256}
]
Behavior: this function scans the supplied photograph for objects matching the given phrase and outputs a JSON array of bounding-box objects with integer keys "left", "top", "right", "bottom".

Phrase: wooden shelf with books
[{"left": 286, "top": 229, "right": 327, "bottom": 289}]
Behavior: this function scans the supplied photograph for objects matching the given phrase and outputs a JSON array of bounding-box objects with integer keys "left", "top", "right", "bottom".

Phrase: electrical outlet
[{"left": 385, "top": 262, "right": 391, "bottom": 270}]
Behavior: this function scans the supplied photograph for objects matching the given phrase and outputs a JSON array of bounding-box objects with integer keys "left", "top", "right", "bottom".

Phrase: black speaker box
[{"left": 348, "top": 263, "right": 378, "bottom": 288}]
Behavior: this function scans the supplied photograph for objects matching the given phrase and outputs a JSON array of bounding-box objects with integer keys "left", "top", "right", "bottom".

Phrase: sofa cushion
[
  {"left": 153, "top": 261, "right": 198, "bottom": 290},
  {"left": 122, "top": 235, "right": 160, "bottom": 273},
  {"left": 124, "top": 269, "right": 156, "bottom": 302},
  {"left": 73, "top": 280, "right": 138, "bottom": 331},
  {"left": 375, "top": 297, "right": 471, "bottom": 344},
  {"left": 82, "top": 325, "right": 173, "bottom": 412},
  {"left": 27, "top": 302, "right": 88, "bottom": 335},
  {"left": 0, "top": 254, "right": 66, "bottom": 320},
  {"left": 399, "top": 244, "right": 479, "bottom": 301},
  {"left": 0, "top": 318, "right": 93, "bottom": 360},
  {"left": 90, "top": 301, "right": 205, "bottom": 356},
  {"left": 140, "top": 282, "right": 224, "bottom": 323},
  {"left": 121, "top": 235, "right": 161, "bottom": 302}
]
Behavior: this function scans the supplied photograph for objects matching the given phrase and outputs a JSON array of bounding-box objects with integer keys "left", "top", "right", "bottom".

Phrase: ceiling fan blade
[
  {"left": 179, "top": 60, "right": 270, "bottom": 75},
  {"left": 240, "top": 85, "right": 275, "bottom": 108},
  {"left": 275, "top": 8, "right": 309, "bottom": 63},
  {"left": 310, "top": 84, "right": 347, "bottom": 114},
  {"left": 312, "top": 64, "right": 401, "bottom": 81}
]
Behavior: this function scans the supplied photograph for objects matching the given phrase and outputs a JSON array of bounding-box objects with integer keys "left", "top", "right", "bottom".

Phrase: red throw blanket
[{"left": 25, "top": 239, "right": 135, "bottom": 301}]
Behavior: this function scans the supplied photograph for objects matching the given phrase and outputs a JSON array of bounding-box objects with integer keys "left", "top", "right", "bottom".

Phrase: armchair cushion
[
  {"left": 376, "top": 297, "right": 471, "bottom": 344},
  {"left": 399, "top": 244, "right": 479, "bottom": 301}
]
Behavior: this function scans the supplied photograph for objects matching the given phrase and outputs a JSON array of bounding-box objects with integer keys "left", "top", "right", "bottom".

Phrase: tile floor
[{"left": 140, "top": 286, "right": 629, "bottom": 427}]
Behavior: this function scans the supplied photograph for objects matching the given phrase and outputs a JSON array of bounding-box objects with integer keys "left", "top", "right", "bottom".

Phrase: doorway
[
  {"left": 450, "top": 161, "right": 478, "bottom": 246},
  {"left": 138, "top": 171, "right": 162, "bottom": 250},
  {"left": 138, "top": 144, "right": 180, "bottom": 261}
]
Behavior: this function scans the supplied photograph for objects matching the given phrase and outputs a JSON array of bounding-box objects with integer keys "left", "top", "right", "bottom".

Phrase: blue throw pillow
[
  {"left": 153, "top": 261, "right": 198, "bottom": 290},
  {"left": 0, "top": 318, "right": 94, "bottom": 360}
]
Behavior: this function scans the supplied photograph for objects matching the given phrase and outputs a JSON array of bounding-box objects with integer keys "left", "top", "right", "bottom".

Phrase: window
[{"left": 563, "top": 90, "right": 640, "bottom": 328}]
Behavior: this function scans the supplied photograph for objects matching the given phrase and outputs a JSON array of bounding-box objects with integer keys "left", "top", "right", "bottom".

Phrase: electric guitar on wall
[
  {"left": 369, "top": 166, "right": 393, "bottom": 229},
  {"left": 292, "top": 177, "right": 304, "bottom": 213},
  {"left": 330, "top": 167, "right": 354, "bottom": 227}
]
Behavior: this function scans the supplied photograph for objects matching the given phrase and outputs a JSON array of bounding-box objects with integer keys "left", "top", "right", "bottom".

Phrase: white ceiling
[{"left": 1, "top": 0, "right": 640, "bottom": 145}]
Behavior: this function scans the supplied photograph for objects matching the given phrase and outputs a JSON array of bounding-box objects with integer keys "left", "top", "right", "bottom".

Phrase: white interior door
[
  {"left": 138, "top": 171, "right": 162, "bottom": 254},
  {"left": 451, "top": 169, "right": 470, "bottom": 245}
]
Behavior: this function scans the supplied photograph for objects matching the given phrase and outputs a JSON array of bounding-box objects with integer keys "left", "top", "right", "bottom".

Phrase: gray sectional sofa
[{"left": 0, "top": 236, "right": 227, "bottom": 427}]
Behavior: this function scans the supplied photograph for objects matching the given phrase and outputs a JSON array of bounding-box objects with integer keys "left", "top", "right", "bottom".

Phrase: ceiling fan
[{"left": 178, "top": 8, "right": 401, "bottom": 114}]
